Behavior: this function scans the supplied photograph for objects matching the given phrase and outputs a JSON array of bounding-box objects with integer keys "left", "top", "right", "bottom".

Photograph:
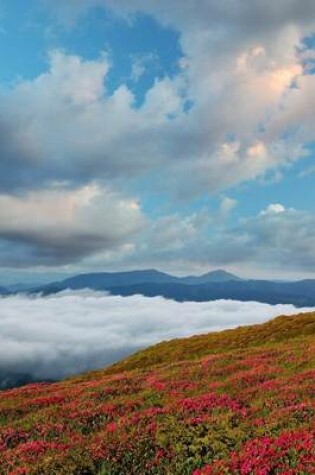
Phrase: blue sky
[
  {"left": 0, "top": 0, "right": 314, "bottom": 283},
  {"left": 0, "top": 2, "right": 182, "bottom": 95}
]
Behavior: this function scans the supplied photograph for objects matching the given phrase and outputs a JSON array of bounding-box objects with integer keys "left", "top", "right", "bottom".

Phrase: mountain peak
[
  {"left": 181, "top": 269, "right": 241, "bottom": 284},
  {"left": 202, "top": 269, "right": 241, "bottom": 281}
]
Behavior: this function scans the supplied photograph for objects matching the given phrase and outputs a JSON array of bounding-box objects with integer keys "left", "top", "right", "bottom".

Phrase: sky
[{"left": 0, "top": 0, "right": 314, "bottom": 283}]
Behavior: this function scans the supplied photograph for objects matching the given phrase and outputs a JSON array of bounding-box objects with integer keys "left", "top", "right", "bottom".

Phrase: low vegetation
[{"left": 0, "top": 312, "right": 314, "bottom": 474}]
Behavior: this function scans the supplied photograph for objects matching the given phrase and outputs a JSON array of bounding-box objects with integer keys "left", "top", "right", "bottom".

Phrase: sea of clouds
[{"left": 0, "top": 291, "right": 312, "bottom": 381}]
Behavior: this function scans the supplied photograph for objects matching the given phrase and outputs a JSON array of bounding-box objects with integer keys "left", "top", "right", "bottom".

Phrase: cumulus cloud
[
  {"left": 260, "top": 203, "right": 286, "bottom": 215},
  {"left": 1, "top": 2, "right": 314, "bottom": 197},
  {"left": 90, "top": 203, "right": 315, "bottom": 275},
  {"left": 0, "top": 50, "right": 185, "bottom": 193},
  {"left": 0, "top": 291, "right": 311, "bottom": 380},
  {"left": 45, "top": 1, "right": 315, "bottom": 195},
  {"left": 1, "top": 189, "right": 313, "bottom": 274},
  {"left": 203, "top": 204, "right": 315, "bottom": 271},
  {"left": 49, "top": 0, "right": 315, "bottom": 36},
  {"left": 0, "top": 1, "right": 314, "bottom": 271},
  {"left": 0, "top": 185, "right": 144, "bottom": 266}
]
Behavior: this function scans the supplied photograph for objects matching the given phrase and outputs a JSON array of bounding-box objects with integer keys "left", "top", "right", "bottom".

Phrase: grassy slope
[
  {"left": 0, "top": 312, "right": 314, "bottom": 475},
  {"left": 88, "top": 311, "right": 315, "bottom": 377}
]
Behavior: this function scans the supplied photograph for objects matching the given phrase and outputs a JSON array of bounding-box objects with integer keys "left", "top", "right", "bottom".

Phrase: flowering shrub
[
  {"left": 194, "top": 430, "right": 315, "bottom": 474},
  {"left": 0, "top": 312, "right": 314, "bottom": 474}
]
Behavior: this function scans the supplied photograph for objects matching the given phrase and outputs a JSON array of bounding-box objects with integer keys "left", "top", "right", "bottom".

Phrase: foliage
[{"left": 0, "top": 312, "right": 314, "bottom": 474}]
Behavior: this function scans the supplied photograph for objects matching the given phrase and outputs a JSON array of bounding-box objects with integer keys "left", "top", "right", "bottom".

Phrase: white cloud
[
  {"left": 130, "top": 53, "right": 157, "bottom": 82},
  {"left": 0, "top": 291, "right": 311, "bottom": 379},
  {"left": 260, "top": 203, "right": 286, "bottom": 215},
  {"left": 0, "top": 50, "right": 186, "bottom": 193},
  {"left": 219, "top": 196, "right": 238, "bottom": 217},
  {"left": 0, "top": 1, "right": 314, "bottom": 271},
  {"left": 0, "top": 184, "right": 145, "bottom": 265},
  {"left": 131, "top": 60, "right": 146, "bottom": 82},
  {"left": 97, "top": 203, "right": 315, "bottom": 275},
  {"left": 2, "top": 2, "right": 315, "bottom": 197},
  {"left": 204, "top": 205, "right": 315, "bottom": 272},
  {"left": 52, "top": 202, "right": 315, "bottom": 276}
]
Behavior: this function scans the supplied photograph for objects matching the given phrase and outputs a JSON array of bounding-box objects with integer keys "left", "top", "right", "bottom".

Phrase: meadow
[{"left": 0, "top": 312, "right": 314, "bottom": 474}]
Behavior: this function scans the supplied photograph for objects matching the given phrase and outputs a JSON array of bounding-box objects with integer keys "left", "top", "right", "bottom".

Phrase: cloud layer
[
  {"left": 45, "top": 0, "right": 315, "bottom": 197},
  {"left": 0, "top": 184, "right": 144, "bottom": 265},
  {"left": 0, "top": 0, "right": 314, "bottom": 274},
  {"left": 0, "top": 291, "right": 312, "bottom": 380},
  {"left": 200, "top": 204, "right": 315, "bottom": 272},
  {"left": 97, "top": 203, "right": 315, "bottom": 276},
  {"left": 1, "top": 28, "right": 312, "bottom": 196}
]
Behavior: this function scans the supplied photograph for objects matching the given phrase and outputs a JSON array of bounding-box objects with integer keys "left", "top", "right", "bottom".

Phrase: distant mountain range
[
  {"left": 0, "top": 285, "right": 8, "bottom": 295},
  {"left": 5, "top": 282, "right": 41, "bottom": 293},
  {"left": 36, "top": 268, "right": 241, "bottom": 292},
  {"left": 9, "top": 268, "right": 312, "bottom": 307}
]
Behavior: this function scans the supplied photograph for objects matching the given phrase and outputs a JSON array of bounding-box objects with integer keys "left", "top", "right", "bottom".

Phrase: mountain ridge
[
  {"left": 0, "top": 285, "right": 8, "bottom": 295},
  {"left": 38, "top": 268, "right": 241, "bottom": 291},
  {"left": 33, "top": 271, "right": 315, "bottom": 307}
]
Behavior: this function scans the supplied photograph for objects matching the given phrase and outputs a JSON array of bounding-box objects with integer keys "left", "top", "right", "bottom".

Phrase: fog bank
[{"left": 0, "top": 291, "right": 311, "bottom": 381}]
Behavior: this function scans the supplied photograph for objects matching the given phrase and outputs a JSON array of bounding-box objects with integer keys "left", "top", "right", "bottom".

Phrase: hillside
[
  {"left": 0, "top": 312, "right": 314, "bottom": 474},
  {"left": 105, "top": 311, "right": 315, "bottom": 375}
]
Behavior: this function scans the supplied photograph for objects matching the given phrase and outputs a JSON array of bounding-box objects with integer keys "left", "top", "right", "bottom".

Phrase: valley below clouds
[{"left": 0, "top": 291, "right": 312, "bottom": 385}]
